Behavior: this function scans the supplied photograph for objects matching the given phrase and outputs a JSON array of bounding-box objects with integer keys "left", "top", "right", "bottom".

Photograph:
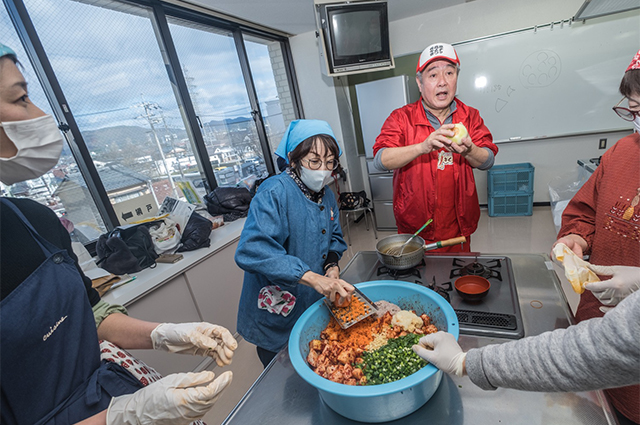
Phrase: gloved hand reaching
[
  {"left": 585, "top": 265, "right": 640, "bottom": 308},
  {"left": 412, "top": 331, "right": 466, "bottom": 377},
  {"left": 151, "top": 322, "right": 238, "bottom": 366},
  {"left": 107, "top": 370, "right": 232, "bottom": 425}
]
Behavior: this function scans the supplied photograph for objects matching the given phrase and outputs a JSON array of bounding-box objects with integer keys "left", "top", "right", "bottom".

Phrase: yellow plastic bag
[{"left": 552, "top": 243, "right": 600, "bottom": 294}]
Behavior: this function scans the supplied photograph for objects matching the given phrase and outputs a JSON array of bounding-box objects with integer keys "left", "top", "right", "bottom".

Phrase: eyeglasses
[
  {"left": 612, "top": 97, "right": 640, "bottom": 121},
  {"left": 302, "top": 157, "right": 340, "bottom": 171}
]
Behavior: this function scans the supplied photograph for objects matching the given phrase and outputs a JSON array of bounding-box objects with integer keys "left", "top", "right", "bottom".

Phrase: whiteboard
[{"left": 453, "top": 12, "right": 640, "bottom": 143}]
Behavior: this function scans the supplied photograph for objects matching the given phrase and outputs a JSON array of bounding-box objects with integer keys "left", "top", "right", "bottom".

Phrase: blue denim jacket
[{"left": 235, "top": 172, "right": 347, "bottom": 352}]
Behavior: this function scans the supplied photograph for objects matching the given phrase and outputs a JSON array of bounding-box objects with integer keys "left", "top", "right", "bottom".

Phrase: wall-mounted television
[{"left": 315, "top": 0, "right": 394, "bottom": 77}]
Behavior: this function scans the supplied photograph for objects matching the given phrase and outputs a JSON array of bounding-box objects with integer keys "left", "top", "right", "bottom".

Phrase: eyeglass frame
[
  {"left": 612, "top": 97, "right": 640, "bottom": 121},
  {"left": 301, "top": 157, "right": 340, "bottom": 171}
]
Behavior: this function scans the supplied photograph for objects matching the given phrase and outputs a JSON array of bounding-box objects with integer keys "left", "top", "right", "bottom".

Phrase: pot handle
[{"left": 424, "top": 236, "right": 467, "bottom": 251}]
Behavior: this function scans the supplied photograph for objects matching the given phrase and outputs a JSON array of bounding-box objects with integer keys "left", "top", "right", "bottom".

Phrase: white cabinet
[
  {"left": 121, "top": 241, "right": 245, "bottom": 376},
  {"left": 369, "top": 173, "right": 393, "bottom": 200},
  {"left": 368, "top": 161, "right": 396, "bottom": 230},
  {"left": 356, "top": 76, "right": 410, "bottom": 158},
  {"left": 124, "top": 274, "right": 203, "bottom": 376},
  {"left": 185, "top": 241, "right": 244, "bottom": 334},
  {"left": 101, "top": 220, "right": 249, "bottom": 377}
]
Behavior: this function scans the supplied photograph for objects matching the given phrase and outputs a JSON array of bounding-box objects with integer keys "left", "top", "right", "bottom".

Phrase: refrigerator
[
  {"left": 355, "top": 75, "right": 411, "bottom": 230},
  {"left": 355, "top": 75, "right": 410, "bottom": 159}
]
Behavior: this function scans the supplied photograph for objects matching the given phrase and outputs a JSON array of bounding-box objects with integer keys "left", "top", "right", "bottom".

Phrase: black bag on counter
[
  {"left": 95, "top": 235, "right": 140, "bottom": 275},
  {"left": 177, "top": 212, "right": 212, "bottom": 252},
  {"left": 96, "top": 223, "right": 159, "bottom": 275},
  {"left": 204, "top": 187, "right": 252, "bottom": 222}
]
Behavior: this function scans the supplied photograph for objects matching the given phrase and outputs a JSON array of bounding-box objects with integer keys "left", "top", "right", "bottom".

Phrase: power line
[{"left": 74, "top": 106, "right": 133, "bottom": 117}]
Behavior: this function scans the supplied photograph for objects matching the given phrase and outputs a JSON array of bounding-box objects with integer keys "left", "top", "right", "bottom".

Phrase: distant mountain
[
  {"left": 83, "top": 125, "right": 187, "bottom": 144},
  {"left": 77, "top": 118, "right": 251, "bottom": 156},
  {"left": 81, "top": 125, "right": 188, "bottom": 154},
  {"left": 203, "top": 116, "right": 252, "bottom": 128}
]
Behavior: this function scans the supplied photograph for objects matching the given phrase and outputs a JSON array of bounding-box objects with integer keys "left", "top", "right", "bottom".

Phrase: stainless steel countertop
[{"left": 222, "top": 252, "right": 618, "bottom": 425}]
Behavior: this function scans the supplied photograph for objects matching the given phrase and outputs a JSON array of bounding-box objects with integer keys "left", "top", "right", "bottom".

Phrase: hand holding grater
[{"left": 324, "top": 286, "right": 378, "bottom": 329}]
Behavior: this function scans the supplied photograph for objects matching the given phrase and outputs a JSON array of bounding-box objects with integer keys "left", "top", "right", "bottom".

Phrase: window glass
[
  {"left": 243, "top": 34, "right": 297, "bottom": 169},
  {"left": 167, "top": 17, "right": 269, "bottom": 187},
  {"left": 6, "top": 0, "right": 301, "bottom": 233},
  {"left": 1, "top": 4, "right": 106, "bottom": 243},
  {"left": 22, "top": 0, "right": 209, "bottom": 223}
]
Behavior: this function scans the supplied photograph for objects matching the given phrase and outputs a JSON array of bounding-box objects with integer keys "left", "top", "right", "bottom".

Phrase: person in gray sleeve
[{"left": 413, "top": 265, "right": 640, "bottom": 399}]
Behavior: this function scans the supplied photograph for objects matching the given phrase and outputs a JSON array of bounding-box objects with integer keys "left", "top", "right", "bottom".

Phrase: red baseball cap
[{"left": 417, "top": 43, "right": 460, "bottom": 73}]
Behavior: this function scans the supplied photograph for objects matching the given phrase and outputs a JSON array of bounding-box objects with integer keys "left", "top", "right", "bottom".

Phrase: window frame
[{"left": 4, "top": 0, "right": 303, "bottom": 249}]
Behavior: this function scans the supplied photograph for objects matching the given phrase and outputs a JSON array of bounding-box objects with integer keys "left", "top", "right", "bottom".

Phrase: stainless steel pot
[
  {"left": 376, "top": 234, "right": 467, "bottom": 270},
  {"left": 376, "top": 234, "right": 426, "bottom": 270}
]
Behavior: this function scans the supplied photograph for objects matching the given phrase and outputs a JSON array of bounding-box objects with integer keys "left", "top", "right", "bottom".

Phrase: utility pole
[
  {"left": 134, "top": 95, "right": 179, "bottom": 199},
  {"left": 184, "top": 66, "right": 211, "bottom": 145},
  {"left": 158, "top": 111, "right": 185, "bottom": 181}
]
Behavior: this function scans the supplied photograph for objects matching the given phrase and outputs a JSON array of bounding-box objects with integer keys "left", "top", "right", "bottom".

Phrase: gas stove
[{"left": 341, "top": 252, "right": 525, "bottom": 339}]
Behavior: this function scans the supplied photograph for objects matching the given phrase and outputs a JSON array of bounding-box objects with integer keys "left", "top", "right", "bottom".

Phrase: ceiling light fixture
[{"left": 574, "top": 0, "right": 640, "bottom": 20}]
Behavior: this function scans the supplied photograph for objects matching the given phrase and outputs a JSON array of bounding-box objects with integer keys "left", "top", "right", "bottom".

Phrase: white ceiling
[{"left": 183, "top": 0, "right": 469, "bottom": 35}]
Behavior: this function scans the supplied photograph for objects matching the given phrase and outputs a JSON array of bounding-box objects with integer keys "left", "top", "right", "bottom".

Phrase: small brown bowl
[{"left": 454, "top": 275, "right": 491, "bottom": 301}]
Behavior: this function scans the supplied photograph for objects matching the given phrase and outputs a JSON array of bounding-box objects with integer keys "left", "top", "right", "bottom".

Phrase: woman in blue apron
[{"left": 0, "top": 44, "right": 236, "bottom": 424}]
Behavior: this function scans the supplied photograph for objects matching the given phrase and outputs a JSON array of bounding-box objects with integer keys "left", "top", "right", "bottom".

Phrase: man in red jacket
[{"left": 373, "top": 42, "right": 498, "bottom": 252}]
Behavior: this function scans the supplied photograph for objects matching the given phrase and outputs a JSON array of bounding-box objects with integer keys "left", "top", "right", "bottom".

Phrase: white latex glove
[
  {"left": 151, "top": 322, "right": 238, "bottom": 366},
  {"left": 106, "top": 370, "right": 232, "bottom": 425},
  {"left": 412, "top": 331, "right": 466, "bottom": 377},
  {"left": 585, "top": 265, "right": 640, "bottom": 309}
]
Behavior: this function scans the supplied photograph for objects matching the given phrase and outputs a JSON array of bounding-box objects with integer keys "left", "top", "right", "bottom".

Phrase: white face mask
[
  {"left": 634, "top": 115, "right": 640, "bottom": 133},
  {"left": 299, "top": 166, "right": 333, "bottom": 193},
  {"left": 0, "top": 114, "right": 64, "bottom": 185}
]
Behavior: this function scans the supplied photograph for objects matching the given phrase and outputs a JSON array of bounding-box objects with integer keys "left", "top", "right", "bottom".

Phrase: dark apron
[{"left": 0, "top": 199, "right": 143, "bottom": 425}]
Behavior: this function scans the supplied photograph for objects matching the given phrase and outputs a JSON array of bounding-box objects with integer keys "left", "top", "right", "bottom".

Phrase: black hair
[
  {"left": 620, "top": 69, "right": 640, "bottom": 98},
  {"left": 287, "top": 134, "right": 341, "bottom": 175},
  {"left": 276, "top": 156, "right": 287, "bottom": 172}
]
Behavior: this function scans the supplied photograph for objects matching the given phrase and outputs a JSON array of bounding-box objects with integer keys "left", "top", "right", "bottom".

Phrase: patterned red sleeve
[{"left": 556, "top": 159, "right": 604, "bottom": 255}]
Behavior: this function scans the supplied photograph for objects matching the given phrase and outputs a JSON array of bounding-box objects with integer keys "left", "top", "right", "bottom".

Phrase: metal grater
[{"left": 324, "top": 286, "right": 378, "bottom": 329}]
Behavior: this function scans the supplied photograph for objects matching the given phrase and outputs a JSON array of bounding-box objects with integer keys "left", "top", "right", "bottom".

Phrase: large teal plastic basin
[{"left": 288, "top": 280, "right": 459, "bottom": 423}]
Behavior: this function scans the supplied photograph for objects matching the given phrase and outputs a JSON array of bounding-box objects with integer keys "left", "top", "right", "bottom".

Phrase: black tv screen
[
  {"left": 320, "top": 1, "right": 393, "bottom": 74},
  {"left": 331, "top": 10, "right": 383, "bottom": 56}
]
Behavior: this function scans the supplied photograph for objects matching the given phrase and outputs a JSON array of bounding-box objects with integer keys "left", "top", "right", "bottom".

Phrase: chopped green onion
[{"left": 356, "top": 333, "right": 427, "bottom": 385}]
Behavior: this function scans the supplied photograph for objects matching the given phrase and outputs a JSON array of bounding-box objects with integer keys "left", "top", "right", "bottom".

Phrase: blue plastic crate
[
  {"left": 488, "top": 191, "right": 533, "bottom": 217},
  {"left": 488, "top": 162, "right": 535, "bottom": 194}
]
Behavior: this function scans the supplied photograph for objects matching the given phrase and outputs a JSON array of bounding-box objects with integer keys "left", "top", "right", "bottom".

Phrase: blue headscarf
[
  {"left": 275, "top": 119, "right": 341, "bottom": 164},
  {"left": 0, "top": 43, "right": 17, "bottom": 60}
]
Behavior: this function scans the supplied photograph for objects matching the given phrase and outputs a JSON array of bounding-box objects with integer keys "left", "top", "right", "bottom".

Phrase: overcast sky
[{"left": 2, "top": 0, "right": 279, "bottom": 132}]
